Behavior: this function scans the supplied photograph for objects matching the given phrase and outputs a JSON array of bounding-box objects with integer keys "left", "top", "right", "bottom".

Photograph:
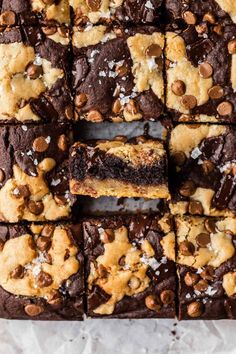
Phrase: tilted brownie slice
[
  {"left": 0, "top": 0, "right": 71, "bottom": 27},
  {"left": 165, "top": 24, "right": 236, "bottom": 123},
  {"left": 0, "top": 223, "right": 84, "bottom": 320},
  {"left": 84, "top": 214, "right": 176, "bottom": 318},
  {"left": 165, "top": 0, "right": 236, "bottom": 28},
  {"left": 69, "top": 136, "right": 169, "bottom": 199},
  {"left": 168, "top": 124, "right": 236, "bottom": 217},
  {"left": 0, "top": 26, "right": 72, "bottom": 123},
  {"left": 0, "top": 124, "right": 75, "bottom": 222},
  {"left": 176, "top": 216, "right": 236, "bottom": 320},
  {"left": 72, "top": 25, "right": 164, "bottom": 122},
  {"left": 71, "top": 0, "right": 163, "bottom": 26}
]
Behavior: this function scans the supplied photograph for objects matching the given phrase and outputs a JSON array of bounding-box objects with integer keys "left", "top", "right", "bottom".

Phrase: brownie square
[
  {"left": 71, "top": 0, "right": 163, "bottom": 26},
  {"left": 0, "top": 223, "right": 84, "bottom": 320},
  {"left": 0, "top": 0, "right": 71, "bottom": 27},
  {"left": 165, "top": 24, "right": 236, "bottom": 123},
  {"left": 176, "top": 215, "right": 236, "bottom": 320},
  {"left": 69, "top": 136, "right": 169, "bottom": 199},
  {"left": 168, "top": 124, "right": 236, "bottom": 217},
  {"left": 72, "top": 25, "right": 165, "bottom": 122},
  {"left": 84, "top": 214, "right": 176, "bottom": 318},
  {"left": 0, "top": 26, "right": 72, "bottom": 124},
  {"left": 0, "top": 123, "right": 75, "bottom": 222}
]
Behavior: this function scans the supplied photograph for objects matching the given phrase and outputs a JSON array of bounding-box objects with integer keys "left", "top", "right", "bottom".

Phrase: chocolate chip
[
  {"left": 28, "top": 201, "right": 44, "bottom": 215},
  {"left": 203, "top": 12, "right": 215, "bottom": 23},
  {"left": 112, "top": 99, "right": 122, "bottom": 114},
  {"left": 54, "top": 195, "right": 67, "bottom": 205},
  {"left": 199, "top": 62, "right": 213, "bottom": 78},
  {"left": 145, "top": 295, "right": 161, "bottom": 312},
  {"left": 145, "top": 44, "right": 162, "bottom": 58},
  {"left": 179, "top": 181, "right": 196, "bottom": 197},
  {"left": 11, "top": 265, "right": 24, "bottom": 279},
  {"left": 47, "top": 290, "right": 62, "bottom": 307},
  {"left": 196, "top": 233, "right": 211, "bottom": 247},
  {"left": 217, "top": 101, "right": 233, "bottom": 116},
  {"left": 118, "top": 255, "right": 126, "bottom": 266},
  {"left": 208, "top": 85, "right": 224, "bottom": 99},
  {"left": 181, "top": 95, "right": 197, "bottom": 109},
  {"left": 36, "top": 236, "right": 51, "bottom": 252},
  {"left": 0, "top": 239, "right": 4, "bottom": 252},
  {"left": 184, "top": 272, "right": 199, "bottom": 287},
  {"left": 182, "top": 11, "right": 197, "bottom": 25},
  {"left": 128, "top": 276, "right": 141, "bottom": 290},
  {"left": 41, "top": 224, "right": 55, "bottom": 237},
  {"left": 44, "top": 253, "right": 52, "bottom": 265},
  {"left": 27, "top": 63, "right": 43, "bottom": 80},
  {"left": 202, "top": 160, "right": 215, "bottom": 174},
  {"left": 187, "top": 302, "right": 203, "bottom": 318},
  {"left": 36, "top": 271, "right": 53, "bottom": 288},
  {"left": 42, "top": 26, "right": 57, "bottom": 36},
  {"left": 0, "top": 168, "right": 5, "bottom": 183},
  {"left": 160, "top": 290, "right": 175, "bottom": 304},
  {"left": 102, "top": 229, "right": 115, "bottom": 243},
  {"left": 87, "top": 110, "right": 103, "bottom": 122},
  {"left": 228, "top": 40, "right": 236, "bottom": 54},
  {"left": 42, "top": 0, "right": 55, "bottom": 4},
  {"left": 86, "top": 0, "right": 101, "bottom": 11},
  {"left": 58, "top": 27, "right": 69, "bottom": 38},
  {"left": 33, "top": 136, "right": 49, "bottom": 152},
  {"left": 24, "top": 304, "right": 44, "bottom": 317},
  {"left": 179, "top": 241, "right": 195, "bottom": 256},
  {"left": 65, "top": 105, "right": 74, "bottom": 120},
  {"left": 75, "top": 93, "right": 87, "bottom": 108},
  {"left": 57, "top": 134, "right": 67, "bottom": 151},
  {"left": 204, "top": 219, "right": 216, "bottom": 234},
  {"left": 97, "top": 264, "right": 108, "bottom": 278},
  {"left": 200, "top": 266, "right": 214, "bottom": 280},
  {"left": 171, "top": 80, "right": 186, "bottom": 96},
  {"left": 173, "top": 151, "right": 186, "bottom": 166},
  {"left": 188, "top": 201, "right": 203, "bottom": 215},
  {"left": 13, "top": 185, "right": 30, "bottom": 198},
  {"left": 126, "top": 100, "right": 139, "bottom": 114},
  {"left": 194, "top": 279, "right": 209, "bottom": 292},
  {"left": 0, "top": 11, "right": 16, "bottom": 26}
]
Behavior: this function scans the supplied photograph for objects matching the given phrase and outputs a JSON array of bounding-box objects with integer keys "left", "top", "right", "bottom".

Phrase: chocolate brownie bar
[
  {"left": 176, "top": 216, "right": 236, "bottom": 320},
  {"left": 165, "top": 24, "right": 236, "bottom": 123},
  {"left": 84, "top": 214, "right": 176, "bottom": 318},
  {"left": 0, "top": 26, "right": 72, "bottom": 123},
  {"left": 0, "top": 223, "right": 84, "bottom": 320},
  {"left": 0, "top": 123, "right": 75, "bottom": 222},
  {"left": 69, "top": 136, "right": 169, "bottom": 199},
  {"left": 0, "top": 0, "right": 71, "bottom": 27},
  {"left": 71, "top": 0, "right": 162, "bottom": 26},
  {"left": 72, "top": 25, "right": 164, "bottom": 122},
  {"left": 169, "top": 124, "right": 236, "bottom": 217}
]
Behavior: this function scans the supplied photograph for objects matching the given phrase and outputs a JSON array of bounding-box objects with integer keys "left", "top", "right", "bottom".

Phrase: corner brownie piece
[
  {"left": 0, "top": 223, "right": 84, "bottom": 320},
  {"left": 71, "top": 0, "right": 162, "bottom": 26},
  {"left": 165, "top": 24, "right": 236, "bottom": 123},
  {"left": 0, "top": 123, "right": 75, "bottom": 222},
  {"left": 169, "top": 124, "right": 236, "bottom": 217},
  {"left": 69, "top": 136, "right": 169, "bottom": 199},
  {"left": 0, "top": 26, "right": 72, "bottom": 123},
  {"left": 176, "top": 216, "right": 236, "bottom": 320},
  {"left": 0, "top": 0, "right": 70, "bottom": 27},
  {"left": 84, "top": 214, "right": 176, "bottom": 318},
  {"left": 72, "top": 25, "right": 164, "bottom": 122}
]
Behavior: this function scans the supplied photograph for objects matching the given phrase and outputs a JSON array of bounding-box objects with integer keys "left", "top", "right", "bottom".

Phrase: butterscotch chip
[
  {"left": 0, "top": 239, "right": 4, "bottom": 251},
  {"left": 181, "top": 95, "right": 197, "bottom": 109},
  {"left": 199, "top": 62, "right": 213, "bottom": 78},
  {"left": 182, "top": 11, "right": 197, "bottom": 25},
  {"left": 179, "top": 241, "right": 195, "bottom": 256},
  {"left": 42, "top": 26, "right": 57, "bottom": 36},
  {"left": 87, "top": 110, "right": 103, "bottom": 122},
  {"left": 54, "top": 195, "right": 67, "bottom": 205},
  {"left": 145, "top": 44, "right": 162, "bottom": 57},
  {"left": 41, "top": 224, "right": 55, "bottom": 237},
  {"left": 160, "top": 290, "right": 175, "bottom": 304},
  {"left": 36, "top": 236, "right": 51, "bottom": 251},
  {"left": 189, "top": 201, "right": 203, "bottom": 215},
  {"left": 13, "top": 185, "right": 30, "bottom": 198},
  {"left": 179, "top": 181, "right": 196, "bottom": 197},
  {"left": 10, "top": 265, "right": 24, "bottom": 279},
  {"left": 187, "top": 301, "right": 203, "bottom": 318},
  {"left": 57, "top": 135, "right": 67, "bottom": 151},
  {"left": 202, "top": 160, "right": 215, "bottom": 174},
  {"left": 171, "top": 80, "right": 186, "bottom": 96},
  {"left": 97, "top": 264, "right": 108, "bottom": 278},
  {"left": 173, "top": 151, "right": 186, "bottom": 166},
  {"left": 184, "top": 272, "right": 199, "bottom": 287},
  {"left": 42, "top": 0, "right": 55, "bottom": 4},
  {"left": 24, "top": 304, "right": 44, "bottom": 317},
  {"left": 194, "top": 279, "right": 208, "bottom": 292},
  {"left": 0, "top": 11, "right": 16, "bottom": 26},
  {"left": 112, "top": 99, "right": 122, "bottom": 114},
  {"left": 102, "top": 229, "right": 115, "bottom": 243},
  {"left": 0, "top": 169, "right": 5, "bottom": 183},
  {"left": 58, "top": 27, "right": 69, "bottom": 38},
  {"left": 27, "top": 63, "right": 43, "bottom": 80},
  {"left": 196, "top": 233, "right": 211, "bottom": 247},
  {"left": 115, "top": 64, "right": 129, "bottom": 77},
  {"left": 200, "top": 266, "right": 214, "bottom": 280},
  {"left": 204, "top": 219, "right": 216, "bottom": 234},
  {"left": 128, "top": 276, "right": 141, "bottom": 290},
  {"left": 217, "top": 101, "right": 233, "bottom": 116},
  {"left": 33, "top": 136, "right": 49, "bottom": 152},
  {"left": 65, "top": 105, "right": 74, "bottom": 120},
  {"left": 36, "top": 271, "right": 53, "bottom": 288},
  {"left": 126, "top": 100, "right": 139, "bottom": 114},
  {"left": 228, "top": 40, "right": 236, "bottom": 54},
  {"left": 86, "top": 0, "right": 101, "bottom": 11},
  {"left": 75, "top": 93, "right": 87, "bottom": 108},
  {"left": 195, "top": 23, "right": 208, "bottom": 34},
  {"left": 47, "top": 290, "right": 62, "bottom": 306},
  {"left": 145, "top": 295, "right": 162, "bottom": 312},
  {"left": 203, "top": 12, "right": 215, "bottom": 23},
  {"left": 213, "top": 24, "right": 222, "bottom": 35},
  {"left": 28, "top": 201, "right": 44, "bottom": 215}
]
